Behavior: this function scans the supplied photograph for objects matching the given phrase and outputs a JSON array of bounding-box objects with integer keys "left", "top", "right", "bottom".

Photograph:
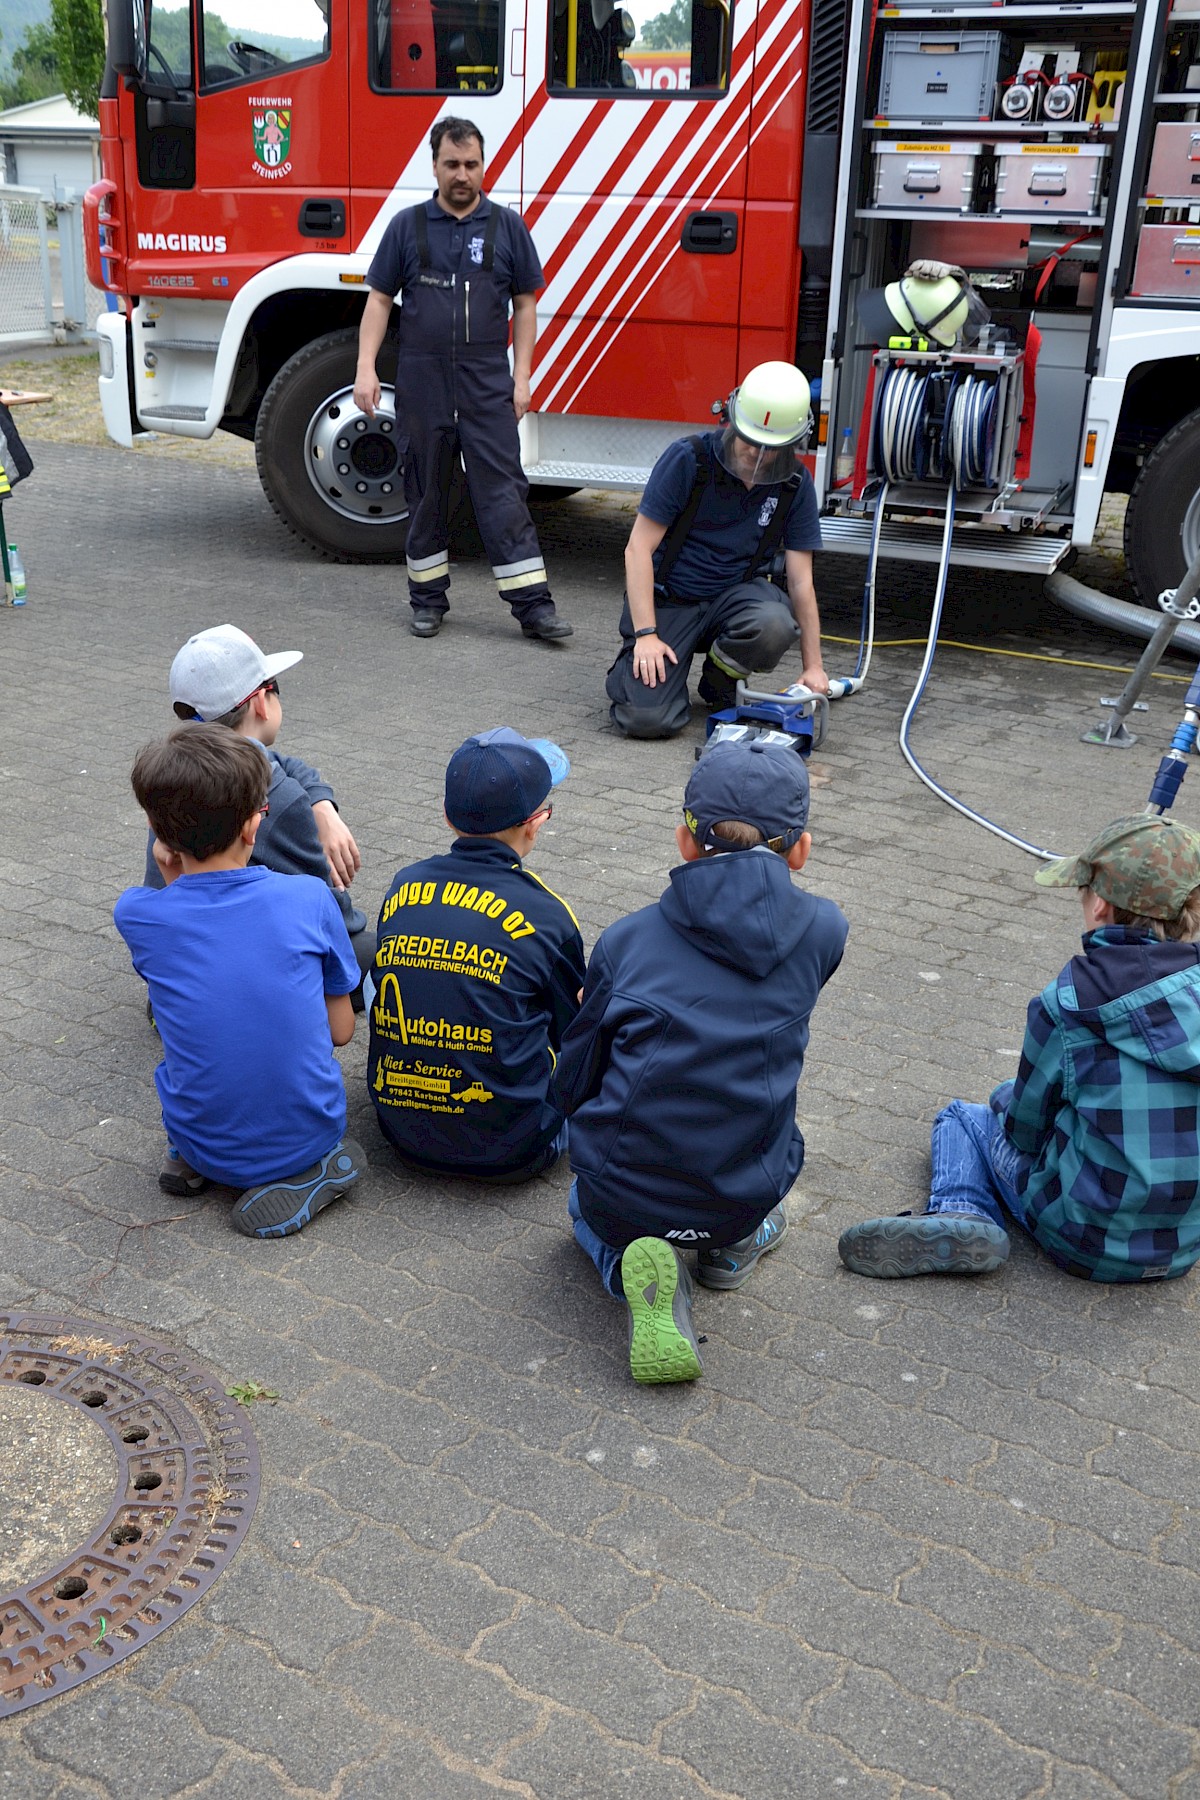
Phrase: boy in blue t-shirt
[{"left": 115, "top": 725, "right": 367, "bottom": 1240}]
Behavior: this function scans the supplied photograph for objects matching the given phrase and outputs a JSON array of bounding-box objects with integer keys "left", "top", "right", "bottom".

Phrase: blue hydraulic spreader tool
[{"left": 1146, "top": 659, "right": 1200, "bottom": 815}]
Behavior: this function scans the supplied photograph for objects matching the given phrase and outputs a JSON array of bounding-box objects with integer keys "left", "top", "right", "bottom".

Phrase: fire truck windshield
[{"left": 199, "top": 0, "right": 328, "bottom": 87}]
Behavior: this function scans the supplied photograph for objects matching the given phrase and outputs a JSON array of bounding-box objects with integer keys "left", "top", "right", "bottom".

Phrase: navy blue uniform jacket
[
  {"left": 369, "top": 836, "right": 585, "bottom": 1175},
  {"left": 553, "top": 848, "right": 847, "bottom": 1248}
]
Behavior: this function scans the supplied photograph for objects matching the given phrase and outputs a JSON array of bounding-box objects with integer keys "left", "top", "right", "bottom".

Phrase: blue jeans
[
  {"left": 927, "top": 1082, "right": 1038, "bottom": 1237},
  {"left": 569, "top": 1179, "right": 625, "bottom": 1299}
]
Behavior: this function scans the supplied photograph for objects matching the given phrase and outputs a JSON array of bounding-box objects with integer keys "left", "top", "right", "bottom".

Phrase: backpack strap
[
  {"left": 412, "top": 204, "right": 430, "bottom": 270},
  {"left": 745, "top": 470, "right": 802, "bottom": 581},
  {"left": 480, "top": 205, "right": 499, "bottom": 273},
  {"left": 654, "top": 436, "right": 714, "bottom": 594}
]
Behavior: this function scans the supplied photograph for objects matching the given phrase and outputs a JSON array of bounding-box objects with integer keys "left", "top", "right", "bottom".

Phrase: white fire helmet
[
  {"left": 858, "top": 264, "right": 989, "bottom": 349},
  {"left": 718, "top": 361, "right": 812, "bottom": 484}
]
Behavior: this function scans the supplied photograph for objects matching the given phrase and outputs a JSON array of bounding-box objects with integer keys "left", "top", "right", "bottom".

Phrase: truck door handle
[
  {"left": 682, "top": 210, "right": 737, "bottom": 255},
  {"left": 299, "top": 197, "right": 346, "bottom": 237}
]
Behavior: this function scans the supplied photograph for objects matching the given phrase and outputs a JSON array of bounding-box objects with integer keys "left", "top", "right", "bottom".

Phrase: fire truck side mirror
[{"left": 106, "top": 0, "right": 149, "bottom": 84}]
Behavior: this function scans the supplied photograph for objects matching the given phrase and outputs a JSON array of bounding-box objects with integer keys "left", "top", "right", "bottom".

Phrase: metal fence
[{"left": 0, "top": 184, "right": 109, "bottom": 348}]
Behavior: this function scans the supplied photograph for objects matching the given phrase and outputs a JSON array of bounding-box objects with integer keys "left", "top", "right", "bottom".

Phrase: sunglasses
[
  {"left": 525, "top": 802, "right": 553, "bottom": 825},
  {"left": 234, "top": 676, "right": 280, "bottom": 709}
]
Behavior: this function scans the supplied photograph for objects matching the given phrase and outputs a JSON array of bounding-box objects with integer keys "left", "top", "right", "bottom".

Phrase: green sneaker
[{"left": 621, "top": 1238, "right": 703, "bottom": 1385}]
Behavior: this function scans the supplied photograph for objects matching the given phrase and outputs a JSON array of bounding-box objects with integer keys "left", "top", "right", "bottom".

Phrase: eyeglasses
[
  {"left": 525, "top": 802, "right": 553, "bottom": 825},
  {"left": 259, "top": 800, "right": 270, "bottom": 816}
]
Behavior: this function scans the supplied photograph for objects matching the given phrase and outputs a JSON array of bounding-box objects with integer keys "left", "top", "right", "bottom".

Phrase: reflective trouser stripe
[
  {"left": 407, "top": 553, "right": 450, "bottom": 583},
  {"left": 494, "top": 563, "right": 548, "bottom": 593},
  {"left": 707, "top": 646, "right": 750, "bottom": 678}
]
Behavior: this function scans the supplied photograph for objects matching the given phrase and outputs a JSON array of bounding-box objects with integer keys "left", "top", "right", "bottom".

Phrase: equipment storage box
[
  {"left": 872, "top": 141, "right": 982, "bottom": 210},
  {"left": 1132, "top": 224, "right": 1200, "bottom": 296},
  {"left": 993, "top": 143, "right": 1108, "bottom": 215},
  {"left": 1146, "top": 122, "right": 1200, "bottom": 198},
  {"left": 877, "top": 32, "right": 1002, "bottom": 122}
]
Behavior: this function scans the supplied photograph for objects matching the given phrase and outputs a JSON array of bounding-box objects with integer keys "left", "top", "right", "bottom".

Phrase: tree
[
  {"left": 638, "top": 0, "right": 692, "bottom": 51},
  {"left": 0, "top": 23, "right": 60, "bottom": 110},
  {"left": 50, "top": 0, "right": 105, "bottom": 118}
]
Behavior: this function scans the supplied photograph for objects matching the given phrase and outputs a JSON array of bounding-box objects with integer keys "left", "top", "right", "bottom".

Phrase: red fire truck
[{"left": 87, "top": 0, "right": 1200, "bottom": 604}]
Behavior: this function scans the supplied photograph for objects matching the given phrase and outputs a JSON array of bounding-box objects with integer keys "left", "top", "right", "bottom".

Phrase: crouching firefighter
[
  {"left": 607, "top": 361, "right": 829, "bottom": 739},
  {"left": 354, "top": 116, "right": 572, "bottom": 643}
]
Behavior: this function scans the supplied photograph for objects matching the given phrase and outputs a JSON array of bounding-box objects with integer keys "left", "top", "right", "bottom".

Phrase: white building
[{"left": 0, "top": 93, "right": 100, "bottom": 200}]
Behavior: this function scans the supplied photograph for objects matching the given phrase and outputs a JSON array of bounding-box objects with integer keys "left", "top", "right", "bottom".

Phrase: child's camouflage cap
[{"left": 1035, "top": 814, "right": 1200, "bottom": 920}]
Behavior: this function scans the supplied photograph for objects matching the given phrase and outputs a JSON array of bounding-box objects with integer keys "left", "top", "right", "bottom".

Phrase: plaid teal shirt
[{"left": 999, "top": 927, "right": 1200, "bottom": 1281}]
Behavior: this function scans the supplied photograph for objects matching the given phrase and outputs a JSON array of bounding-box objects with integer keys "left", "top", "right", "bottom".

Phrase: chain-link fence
[{"left": 0, "top": 185, "right": 109, "bottom": 347}]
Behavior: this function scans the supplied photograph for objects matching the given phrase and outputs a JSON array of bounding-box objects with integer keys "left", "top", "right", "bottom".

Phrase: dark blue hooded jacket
[{"left": 553, "top": 847, "right": 847, "bottom": 1248}]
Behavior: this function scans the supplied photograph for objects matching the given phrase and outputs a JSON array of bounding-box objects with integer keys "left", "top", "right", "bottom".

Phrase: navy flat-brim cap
[
  {"left": 683, "top": 739, "right": 810, "bottom": 852},
  {"left": 445, "top": 727, "right": 570, "bottom": 835}
]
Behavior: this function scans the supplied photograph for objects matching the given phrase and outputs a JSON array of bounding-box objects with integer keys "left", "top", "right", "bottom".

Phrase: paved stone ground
[{"left": 3, "top": 439, "right": 1200, "bottom": 1798}]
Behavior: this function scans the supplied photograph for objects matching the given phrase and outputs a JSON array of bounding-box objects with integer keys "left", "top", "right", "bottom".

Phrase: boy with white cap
[
  {"left": 144, "top": 624, "right": 374, "bottom": 1001},
  {"left": 839, "top": 814, "right": 1200, "bottom": 1285},
  {"left": 368, "top": 728, "right": 586, "bottom": 1181}
]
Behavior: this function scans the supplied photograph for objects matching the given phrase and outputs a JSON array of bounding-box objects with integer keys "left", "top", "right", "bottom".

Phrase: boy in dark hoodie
[
  {"left": 553, "top": 740, "right": 848, "bottom": 1384},
  {"left": 839, "top": 815, "right": 1200, "bottom": 1285}
]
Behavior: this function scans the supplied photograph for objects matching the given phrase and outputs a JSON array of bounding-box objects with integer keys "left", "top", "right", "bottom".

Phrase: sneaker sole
[
  {"left": 696, "top": 1214, "right": 788, "bottom": 1291},
  {"left": 838, "top": 1214, "right": 1010, "bottom": 1279},
  {"left": 622, "top": 1238, "right": 703, "bottom": 1384},
  {"left": 158, "top": 1170, "right": 208, "bottom": 1198},
  {"left": 233, "top": 1139, "right": 366, "bottom": 1239}
]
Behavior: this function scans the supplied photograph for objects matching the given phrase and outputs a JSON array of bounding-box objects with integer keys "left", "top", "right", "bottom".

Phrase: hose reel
[{"left": 871, "top": 351, "right": 1023, "bottom": 495}]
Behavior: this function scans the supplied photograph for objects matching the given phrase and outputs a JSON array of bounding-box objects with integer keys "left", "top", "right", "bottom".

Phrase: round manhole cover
[{"left": 0, "top": 1311, "right": 260, "bottom": 1716}]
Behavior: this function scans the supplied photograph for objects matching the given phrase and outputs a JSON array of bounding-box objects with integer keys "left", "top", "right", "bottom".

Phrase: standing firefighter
[{"left": 354, "top": 117, "right": 572, "bottom": 644}]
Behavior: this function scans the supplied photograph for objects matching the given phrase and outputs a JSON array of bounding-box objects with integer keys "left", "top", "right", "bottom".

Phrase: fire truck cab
[{"left": 87, "top": 0, "right": 1200, "bottom": 603}]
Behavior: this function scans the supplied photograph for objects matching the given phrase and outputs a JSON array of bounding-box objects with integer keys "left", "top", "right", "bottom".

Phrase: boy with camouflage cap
[{"left": 840, "top": 815, "right": 1200, "bottom": 1285}]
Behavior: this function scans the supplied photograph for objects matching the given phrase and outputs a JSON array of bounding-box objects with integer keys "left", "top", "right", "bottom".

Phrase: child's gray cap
[{"left": 170, "top": 624, "right": 303, "bottom": 721}]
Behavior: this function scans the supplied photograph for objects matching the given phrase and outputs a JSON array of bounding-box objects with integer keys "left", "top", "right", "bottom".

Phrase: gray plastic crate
[{"left": 878, "top": 31, "right": 1002, "bottom": 122}]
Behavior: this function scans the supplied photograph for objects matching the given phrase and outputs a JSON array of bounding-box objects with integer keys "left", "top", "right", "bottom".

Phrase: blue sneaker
[
  {"left": 696, "top": 1203, "right": 788, "bottom": 1291},
  {"left": 233, "top": 1138, "right": 367, "bottom": 1239},
  {"left": 838, "top": 1211, "right": 1010, "bottom": 1278},
  {"left": 622, "top": 1238, "right": 703, "bottom": 1384}
]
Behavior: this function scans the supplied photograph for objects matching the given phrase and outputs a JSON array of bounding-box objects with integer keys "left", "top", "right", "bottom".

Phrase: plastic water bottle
[
  {"left": 7, "top": 544, "right": 26, "bottom": 606},
  {"left": 836, "top": 426, "right": 854, "bottom": 486}
]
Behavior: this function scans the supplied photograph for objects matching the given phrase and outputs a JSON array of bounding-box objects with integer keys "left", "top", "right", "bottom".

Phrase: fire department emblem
[{"left": 252, "top": 108, "right": 291, "bottom": 169}]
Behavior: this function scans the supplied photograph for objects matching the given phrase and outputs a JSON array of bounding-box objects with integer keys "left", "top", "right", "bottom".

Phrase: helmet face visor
[{"left": 717, "top": 426, "right": 801, "bottom": 486}]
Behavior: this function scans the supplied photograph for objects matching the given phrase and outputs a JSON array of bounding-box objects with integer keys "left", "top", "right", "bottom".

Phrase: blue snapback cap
[
  {"left": 445, "top": 727, "right": 570, "bottom": 835},
  {"left": 683, "top": 739, "right": 810, "bottom": 853}
]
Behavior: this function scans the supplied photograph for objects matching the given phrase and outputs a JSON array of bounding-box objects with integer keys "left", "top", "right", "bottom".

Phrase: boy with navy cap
[
  {"left": 368, "top": 728, "right": 586, "bottom": 1181},
  {"left": 553, "top": 740, "right": 847, "bottom": 1383},
  {"left": 839, "top": 814, "right": 1200, "bottom": 1285}
]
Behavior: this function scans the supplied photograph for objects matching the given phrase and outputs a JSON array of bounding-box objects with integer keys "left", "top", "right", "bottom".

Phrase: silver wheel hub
[
  {"left": 1182, "top": 484, "right": 1200, "bottom": 570},
  {"left": 304, "top": 385, "right": 406, "bottom": 525}
]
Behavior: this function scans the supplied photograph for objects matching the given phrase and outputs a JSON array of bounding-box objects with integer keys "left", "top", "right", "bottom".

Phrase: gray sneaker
[
  {"left": 838, "top": 1212, "right": 1010, "bottom": 1278},
  {"left": 233, "top": 1137, "right": 367, "bottom": 1239},
  {"left": 696, "top": 1203, "right": 788, "bottom": 1290},
  {"left": 622, "top": 1238, "right": 703, "bottom": 1384}
]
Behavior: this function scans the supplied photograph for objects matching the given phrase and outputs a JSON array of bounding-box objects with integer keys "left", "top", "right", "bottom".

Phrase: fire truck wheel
[
  {"left": 1124, "top": 408, "right": 1200, "bottom": 606},
  {"left": 255, "top": 329, "right": 409, "bottom": 562}
]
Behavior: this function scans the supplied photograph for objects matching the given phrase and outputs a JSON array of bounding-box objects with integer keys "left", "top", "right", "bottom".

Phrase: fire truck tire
[
  {"left": 1123, "top": 408, "right": 1200, "bottom": 606},
  {"left": 255, "top": 329, "right": 409, "bottom": 562}
]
